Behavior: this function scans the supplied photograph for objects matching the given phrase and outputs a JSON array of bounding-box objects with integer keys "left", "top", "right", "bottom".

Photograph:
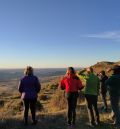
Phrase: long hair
[{"left": 24, "top": 66, "right": 33, "bottom": 76}]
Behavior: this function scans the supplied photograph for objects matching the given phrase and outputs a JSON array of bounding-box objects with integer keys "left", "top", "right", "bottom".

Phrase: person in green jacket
[
  {"left": 106, "top": 65, "right": 120, "bottom": 127},
  {"left": 78, "top": 67, "right": 100, "bottom": 127}
]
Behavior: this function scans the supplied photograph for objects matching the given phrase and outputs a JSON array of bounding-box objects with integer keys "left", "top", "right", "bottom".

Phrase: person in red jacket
[{"left": 60, "top": 67, "right": 83, "bottom": 127}]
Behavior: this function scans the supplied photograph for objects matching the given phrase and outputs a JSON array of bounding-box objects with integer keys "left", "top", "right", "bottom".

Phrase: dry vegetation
[
  {"left": 0, "top": 83, "right": 116, "bottom": 129},
  {"left": 0, "top": 62, "right": 120, "bottom": 129}
]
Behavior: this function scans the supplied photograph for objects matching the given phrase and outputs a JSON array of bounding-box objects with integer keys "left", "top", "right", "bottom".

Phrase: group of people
[{"left": 18, "top": 65, "right": 120, "bottom": 128}]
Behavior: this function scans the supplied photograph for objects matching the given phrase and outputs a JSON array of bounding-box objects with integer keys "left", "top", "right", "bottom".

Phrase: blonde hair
[{"left": 24, "top": 66, "right": 33, "bottom": 76}]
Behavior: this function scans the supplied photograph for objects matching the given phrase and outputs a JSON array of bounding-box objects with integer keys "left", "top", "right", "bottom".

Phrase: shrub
[
  {"left": 50, "top": 90, "right": 67, "bottom": 111},
  {"left": 4, "top": 100, "right": 23, "bottom": 112},
  {"left": 39, "top": 94, "right": 48, "bottom": 101},
  {"left": 47, "top": 83, "right": 59, "bottom": 90},
  {"left": 77, "top": 91, "right": 85, "bottom": 104},
  {"left": 36, "top": 100, "right": 43, "bottom": 111}
]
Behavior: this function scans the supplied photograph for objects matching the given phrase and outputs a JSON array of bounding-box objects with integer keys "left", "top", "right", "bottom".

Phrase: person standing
[
  {"left": 18, "top": 66, "right": 41, "bottom": 126},
  {"left": 106, "top": 65, "right": 120, "bottom": 127},
  {"left": 60, "top": 67, "right": 83, "bottom": 127},
  {"left": 78, "top": 67, "right": 100, "bottom": 127},
  {"left": 99, "top": 71, "right": 108, "bottom": 112}
]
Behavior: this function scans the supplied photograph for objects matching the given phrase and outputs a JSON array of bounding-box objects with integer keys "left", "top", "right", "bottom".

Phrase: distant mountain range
[{"left": 0, "top": 68, "right": 67, "bottom": 82}]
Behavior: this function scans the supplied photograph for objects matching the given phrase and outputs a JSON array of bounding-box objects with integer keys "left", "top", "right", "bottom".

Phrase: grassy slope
[
  {"left": 0, "top": 100, "right": 115, "bottom": 129},
  {"left": 1, "top": 61, "right": 120, "bottom": 129}
]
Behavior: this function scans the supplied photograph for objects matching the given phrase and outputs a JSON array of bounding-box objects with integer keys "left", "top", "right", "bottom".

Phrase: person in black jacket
[
  {"left": 106, "top": 66, "right": 120, "bottom": 127},
  {"left": 99, "top": 71, "right": 108, "bottom": 112}
]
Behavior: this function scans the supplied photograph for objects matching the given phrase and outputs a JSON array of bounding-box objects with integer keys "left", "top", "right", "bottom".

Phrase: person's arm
[
  {"left": 78, "top": 69, "right": 86, "bottom": 76},
  {"left": 59, "top": 77, "right": 66, "bottom": 90},
  {"left": 77, "top": 69, "right": 87, "bottom": 81},
  {"left": 18, "top": 79, "right": 23, "bottom": 93},
  {"left": 35, "top": 77, "right": 41, "bottom": 93},
  {"left": 77, "top": 79, "right": 84, "bottom": 90}
]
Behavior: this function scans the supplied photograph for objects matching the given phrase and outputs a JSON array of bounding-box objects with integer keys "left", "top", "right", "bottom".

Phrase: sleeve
[
  {"left": 77, "top": 79, "right": 84, "bottom": 90},
  {"left": 78, "top": 70, "right": 88, "bottom": 81},
  {"left": 18, "top": 79, "right": 23, "bottom": 93},
  {"left": 78, "top": 69, "right": 86, "bottom": 75},
  {"left": 60, "top": 79, "right": 66, "bottom": 90},
  {"left": 35, "top": 77, "right": 41, "bottom": 93}
]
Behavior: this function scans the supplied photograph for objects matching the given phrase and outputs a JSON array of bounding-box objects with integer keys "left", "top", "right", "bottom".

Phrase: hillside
[
  {"left": 92, "top": 61, "right": 120, "bottom": 73},
  {"left": 0, "top": 62, "right": 120, "bottom": 129},
  {"left": 93, "top": 61, "right": 120, "bottom": 71}
]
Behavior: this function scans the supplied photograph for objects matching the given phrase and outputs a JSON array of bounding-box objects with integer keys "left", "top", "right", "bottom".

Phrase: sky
[{"left": 0, "top": 0, "right": 120, "bottom": 68}]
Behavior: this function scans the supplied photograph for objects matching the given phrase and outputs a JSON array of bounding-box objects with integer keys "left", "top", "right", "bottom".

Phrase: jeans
[
  {"left": 23, "top": 98, "right": 37, "bottom": 123},
  {"left": 110, "top": 96, "right": 120, "bottom": 125},
  {"left": 85, "top": 94, "right": 99, "bottom": 124},
  {"left": 67, "top": 92, "right": 78, "bottom": 125}
]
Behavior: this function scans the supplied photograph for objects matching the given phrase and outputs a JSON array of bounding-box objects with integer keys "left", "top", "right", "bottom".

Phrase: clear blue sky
[{"left": 0, "top": 0, "right": 120, "bottom": 68}]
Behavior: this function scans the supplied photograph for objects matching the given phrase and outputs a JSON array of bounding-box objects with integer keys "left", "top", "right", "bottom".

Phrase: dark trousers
[
  {"left": 85, "top": 94, "right": 99, "bottom": 124},
  {"left": 110, "top": 96, "right": 120, "bottom": 125},
  {"left": 101, "top": 92, "right": 108, "bottom": 109},
  {"left": 67, "top": 92, "right": 78, "bottom": 125},
  {"left": 23, "top": 98, "right": 37, "bottom": 123}
]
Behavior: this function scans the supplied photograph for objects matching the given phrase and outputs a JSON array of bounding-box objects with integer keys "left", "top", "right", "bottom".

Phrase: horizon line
[{"left": 0, "top": 67, "right": 84, "bottom": 70}]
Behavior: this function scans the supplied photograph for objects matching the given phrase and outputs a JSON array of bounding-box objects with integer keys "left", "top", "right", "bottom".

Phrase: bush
[
  {"left": 77, "top": 91, "right": 85, "bottom": 104},
  {"left": 36, "top": 100, "right": 43, "bottom": 111},
  {"left": 50, "top": 90, "right": 67, "bottom": 111},
  {"left": 4, "top": 100, "right": 23, "bottom": 112},
  {"left": 47, "top": 83, "right": 59, "bottom": 90},
  {"left": 39, "top": 94, "right": 48, "bottom": 101}
]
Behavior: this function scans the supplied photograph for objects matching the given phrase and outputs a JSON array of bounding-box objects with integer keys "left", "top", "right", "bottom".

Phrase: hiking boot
[
  {"left": 71, "top": 123, "right": 76, "bottom": 128},
  {"left": 32, "top": 120, "right": 38, "bottom": 125},
  {"left": 96, "top": 121, "right": 101, "bottom": 126},
  {"left": 24, "top": 119, "right": 28, "bottom": 126},
  {"left": 24, "top": 121, "right": 28, "bottom": 126},
  {"left": 112, "top": 123, "right": 120, "bottom": 128},
  {"left": 88, "top": 122, "right": 96, "bottom": 128}
]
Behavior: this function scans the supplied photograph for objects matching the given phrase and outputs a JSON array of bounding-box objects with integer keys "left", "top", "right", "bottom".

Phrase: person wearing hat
[
  {"left": 60, "top": 67, "right": 83, "bottom": 127},
  {"left": 106, "top": 65, "right": 120, "bottom": 127},
  {"left": 78, "top": 67, "right": 100, "bottom": 127},
  {"left": 18, "top": 66, "right": 41, "bottom": 126}
]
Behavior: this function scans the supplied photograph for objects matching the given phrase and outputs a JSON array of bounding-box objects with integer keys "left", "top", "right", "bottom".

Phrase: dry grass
[
  {"left": 50, "top": 90, "right": 67, "bottom": 111},
  {"left": 0, "top": 70, "right": 118, "bottom": 129},
  {"left": 39, "top": 93, "right": 48, "bottom": 101},
  {"left": 0, "top": 101, "right": 115, "bottom": 129}
]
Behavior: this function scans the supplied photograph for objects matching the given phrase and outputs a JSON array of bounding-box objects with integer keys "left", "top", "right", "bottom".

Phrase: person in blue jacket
[{"left": 18, "top": 66, "right": 41, "bottom": 125}]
